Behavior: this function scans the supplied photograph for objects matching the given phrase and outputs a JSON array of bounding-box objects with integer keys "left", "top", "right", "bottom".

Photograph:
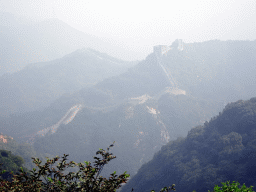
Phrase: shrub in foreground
[
  {"left": 208, "top": 180, "right": 254, "bottom": 192},
  {"left": 1, "top": 141, "right": 252, "bottom": 192},
  {"left": 0, "top": 141, "right": 175, "bottom": 192}
]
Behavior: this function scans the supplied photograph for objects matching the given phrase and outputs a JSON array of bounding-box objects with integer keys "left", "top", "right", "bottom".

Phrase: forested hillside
[
  {"left": 0, "top": 149, "right": 29, "bottom": 182},
  {"left": 0, "top": 133, "right": 50, "bottom": 171},
  {"left": 120, "top": 97, "right": 256, "bottom": 192},
  {"left": 1, "top": 39, "right": 256, "bottom": 191}
]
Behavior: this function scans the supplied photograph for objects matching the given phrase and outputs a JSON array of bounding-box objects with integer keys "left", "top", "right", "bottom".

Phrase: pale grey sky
[{"left": 1, "top": 0, "right": 256, "bottom": 60}]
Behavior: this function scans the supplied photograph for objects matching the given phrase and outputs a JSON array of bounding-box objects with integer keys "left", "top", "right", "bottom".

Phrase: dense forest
[
  {"left": 1, "top": 97, "right": 256, "bottom": 191},
  {"left": 120, "top": 97, "right": 256, "bottom": 192},
  {"left": 0, "top": 133, "right": 52, "bottom": 173},
  {"left": 0, "top": 149, "right": 29, "bottom": 182}
]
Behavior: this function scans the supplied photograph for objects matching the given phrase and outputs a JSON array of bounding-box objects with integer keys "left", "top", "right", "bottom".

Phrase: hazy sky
[{"left": 1, "top": 0, "right": 256, "bottom": 60}]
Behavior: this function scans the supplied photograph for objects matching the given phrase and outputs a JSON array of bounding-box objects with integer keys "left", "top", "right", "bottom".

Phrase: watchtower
[{"left": 153, "top": 39, "right": 184, "bottom": 56}]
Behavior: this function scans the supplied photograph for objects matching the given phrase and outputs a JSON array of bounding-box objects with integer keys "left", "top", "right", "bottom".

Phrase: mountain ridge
[
  {"left": 0, "top": 39, "right": 255, "bottom": 188},
  {"left": 120, "top": 97, "right": 256, "bottom": 192},
  {"left": 0, "top": 11, "right": 142, "bottom": 76},
  {"left": 0, "top": 47, "right": 136, "bottom": 117}
]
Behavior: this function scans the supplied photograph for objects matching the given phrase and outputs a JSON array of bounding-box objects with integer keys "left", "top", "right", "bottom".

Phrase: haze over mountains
[
  {"left": 0, "top": 11, "right": 140, "bottom": 76},
  {"left": 0, "top": 10, "right": 256, "bottom": 192},
  {"left": 0, "top": 47, "right": 137, "bottom": 116},
  {"left": 120, "top": 97, "right": 256, "bottom": 192}
]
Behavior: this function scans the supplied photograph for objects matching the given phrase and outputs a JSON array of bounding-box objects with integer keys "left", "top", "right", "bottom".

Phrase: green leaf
[
  {"left": 47, "top": 177, "right": 53, "bottom": 182},
  {"left": 84, "top": 161, "right": 89, "bottom": 166}
]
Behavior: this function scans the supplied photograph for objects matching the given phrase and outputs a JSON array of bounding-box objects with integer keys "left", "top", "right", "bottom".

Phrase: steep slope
[
  {"left": 0, "top": 48, "right": 136, "bottom": 116},
  {"left": 159, "top": 39, "right": 256, "bottom": 102},
  {"left": 6, "top": 69, "right": 219, "bottom": 181},
  {"left": 0, "top": 133, "right": 48, "bottom": 171},
  {"left": 120, "top": 97, "right": 256, "bottom": 192},
  {"left": 66, "top": 39, "right": 256, "bottom": 108},
  {"left": 1, "top": 39, "right": 255, "bottom": 186},
  {"left": 0, "top": 149, "right": 29, "bottom": 182},
  {"left": 31, "top": 92, "right": 216, "bottom": 180}
]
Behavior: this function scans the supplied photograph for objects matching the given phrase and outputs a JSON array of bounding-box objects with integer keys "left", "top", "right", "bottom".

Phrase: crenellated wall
[{"left": 153, "top": 39, "right": 186, "bottom": 93}]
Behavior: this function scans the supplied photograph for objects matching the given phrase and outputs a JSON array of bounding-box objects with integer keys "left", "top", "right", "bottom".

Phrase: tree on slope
[{"left": 0, "top": 141, "right": 176, "bottom": 192}]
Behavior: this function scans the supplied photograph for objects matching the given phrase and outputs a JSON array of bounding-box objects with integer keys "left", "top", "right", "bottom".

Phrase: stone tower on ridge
[{"left": 153, "top": 39, "right": 184, "bottom": 56}]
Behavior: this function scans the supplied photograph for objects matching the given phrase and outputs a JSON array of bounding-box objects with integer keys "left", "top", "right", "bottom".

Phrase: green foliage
[
  {"left": 208, "top": 181, "right": 254, "bottom": 192},
  {"left": 0, "top": 142, "right": 176, "bottom": 192},
  {"left": 120, "top": 98, "right": 256, "bottom": 192},
  {"left": 0, "top": 143, "right": 254, "bottom": 192},
  {"left": 0, "top": 134, "right": 49, "bottom": 171},
  {"left": 0, "top": 149, "right": 29, "bottom": 182},
  {"left": 0, "top": 141, "right": 123, "bottom": 191},
  {"left": 150, "top": 184, "right": 176, "bottom": 192}
]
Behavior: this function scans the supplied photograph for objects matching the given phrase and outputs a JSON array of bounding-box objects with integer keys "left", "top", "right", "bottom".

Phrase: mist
[{"left": 0, "top": 1, "right": 256, "bottom": 192}]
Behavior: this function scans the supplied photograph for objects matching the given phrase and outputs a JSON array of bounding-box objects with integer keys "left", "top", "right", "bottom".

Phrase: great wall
[{"left": 153, "top": 39, "right": 186, "bottom": 95}]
